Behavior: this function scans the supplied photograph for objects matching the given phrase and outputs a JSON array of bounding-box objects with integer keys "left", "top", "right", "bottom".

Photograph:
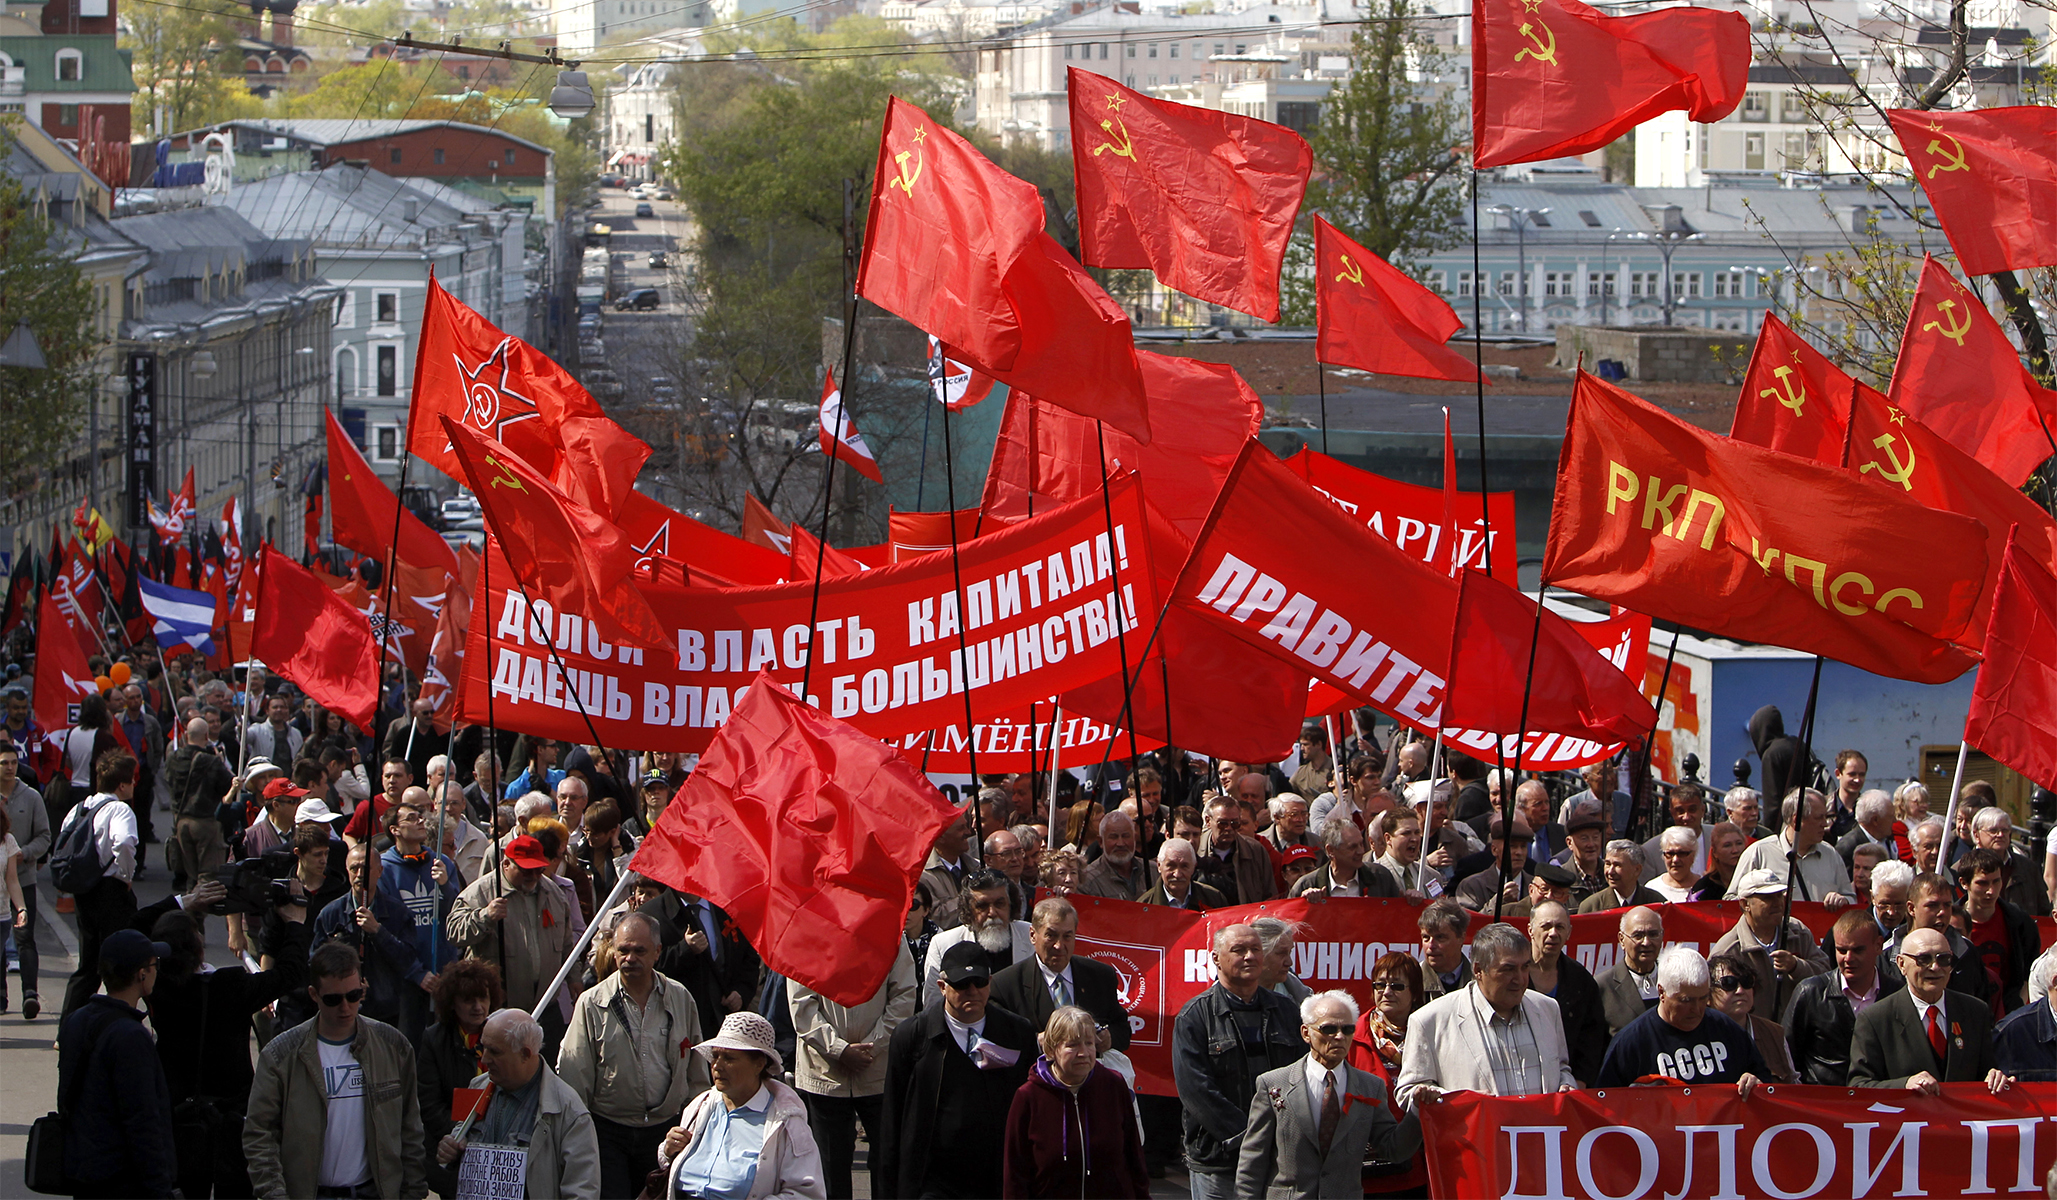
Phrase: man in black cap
[
  {"left": 57, "top": 928, "right": 178, "bottom": 1198},
  {"left": 1502, "top": 861, "right": 1578, "bottom": 921},
  {"left": 876, "top": 940, "right": 1036, "bottom": 1199}
]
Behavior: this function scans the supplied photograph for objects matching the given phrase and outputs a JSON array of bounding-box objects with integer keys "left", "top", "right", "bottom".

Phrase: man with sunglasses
[
  {"left": 245, "top": 940, "right": 429, "bottom": 1197},
  {"left": 1196, "top": 794, "right": 1278, "bottom": 906},
  {"left": 1235, "top": 990, "right": 1421, "bottom": 1199},
  {"left": 1850, "top": 925, "right": 2011, "bottom": 1094},
  {"left": 1783, "top": 908, "right": 1905, "bottom": 1085}
]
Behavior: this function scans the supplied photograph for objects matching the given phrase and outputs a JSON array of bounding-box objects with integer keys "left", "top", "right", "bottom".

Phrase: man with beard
[
  {"left": 919, "top": 871, "right": 1031, "bottom": 1008},
  {"left": 1079, "top": 810, "right": 1156, "bottom": 901}
]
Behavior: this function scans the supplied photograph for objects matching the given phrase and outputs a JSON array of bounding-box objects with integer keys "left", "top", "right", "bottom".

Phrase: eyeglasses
[
  {"left": 319, "top": 987, "right": 366, "bottom": 1007},
  {"left": 1711, "top": 975, "right": 1745, "bottom": 991},
  {"left": 1311, "top": 1023, "right": 1352, "bottom": 1037},
  {"left": 1901, "top": 952, "right": 1953, "bottom": 970},
  {"left": 1369, "top": 979, "right": 1412, "bottom": 992}
]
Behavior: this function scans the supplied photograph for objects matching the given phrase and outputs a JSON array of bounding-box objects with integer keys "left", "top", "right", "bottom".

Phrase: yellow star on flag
[
  {"left": 1106, "top": 92, "right": 1127, "bottom": 112},
  {"left": 1887, "top": 406, "right": 1907, "bottom": 425}
]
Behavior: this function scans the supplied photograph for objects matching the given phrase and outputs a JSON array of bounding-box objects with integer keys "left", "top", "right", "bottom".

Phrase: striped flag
[{"left": 138, "top": 575, "right": 218, "bottom": 655}]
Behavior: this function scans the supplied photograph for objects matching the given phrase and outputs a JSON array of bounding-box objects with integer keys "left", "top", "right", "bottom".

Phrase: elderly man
[
  {"left": 1851, "top": 926, "right": 2013, "bottom": 1094},
  {"left": 447, "top": 834, "right": 573, "bottom": 1016},
  {"left": 1724, "top": 787, "right": 1773, "bottom": 842},
  {"left": 1908, "top": 816, "right": 1944, "bottom": 875},
  {"left": 1417, "top": 899, "right": 1472, "bottom": 1001},
  {"left": 990, "top": 896, "right": 1131, "bottom": 1052},
  {"left": 438, "top": 1008, "right": 601, "bottom": 1200},
  {"left": 1196, "top": 794, "right": 1278, "bottom": 905},
  {"left": 1512, "top": 780, "right": 1568, "bottom": 866},
  {"left": 1727, "top": 788, "right": 1856, "bottom": 907},
  {"left": 312, "top": 840, "right": 428, "bottom": 1039},
  {"left": 1501, "top": 861, "right": 1576, "bottom": 922},
  {"left": 1577, "top": 840, "right": 1663, "bottom": 913},
  {"left": 1709, "top": 868, "right": 1831, "bottom": 1019},
  {"left": 1597, "top": 947, "right": 1766, "bottom": 1093},
  {"left": 1783, "top": 907, "right": 1905, "bottom": 1085},
  {"left": 556, "top": 911, "right": 706, "bottom": 1199},
  {"left": 981, "top": 827, "right": 1031, "bottom": 919},
  {"left": 1262, "top": 793, "right": 1317, "bottom": 858},
  {"left": 463, "top": 751, "right": 503, "bottom": 827},
  {"left": 878, "top": 941, "right": 1036, "bottom": 1199},
  {"left": 1527, "top": 901, "right": 1608, "bottom": 1084},
  {"left": 921, "top": 870, "right": 1033, "bottom": 1007},
  {"left": 1885, "top": 871, "right": 1994, "bottom": 1005},
  {"left": 1172, "top": 924, "right": 1305, "bottom": 1200},
  {"left": 434, "top": 781, "right": 489, "bottom": 886},
  {"left": 1454, "top": 818, "right": 1534, "bottom": 913},
  {"left": 553, "top": 773, "right": 591, "bottom": 834},
  {"left": 1079, "top": 810, "right": 1157, "bottom": 901},
  {"left": 1289, "top": 815, "right": 1401, "bottom": 899},
  {"left": 790, "top": 941, "right": 917, "bottom": 1200},
  {"left": 1836, "top": 789, "right": 1902, "bottom": 869},
  {"left": 1141, "top": 837, "right": 1226, "bottom": 910},
  {"left": 1640, "top": 783, "right": 1710, "bottom": 878},
  {"left": 1236, "top": 990, "right": 1422, "bottom": 1199},
  {"left": 1397, "top": 924, "right": 1575, "bottom": 1109},
  {"left": 1956, "top": 806, "right": 2053, "bottom": 916},
  {"left": 1554, "top": 802, "right": 1610, "bottom": 908},
  {"left": 917, "top": 812, "right": 979, "bottom": 930},
  {"left": 1597, "top": 906, "right": 1665, "bottom": 1037},
  {"left": 1867, "top": 858, "right": 1914, "bottom": 940}
]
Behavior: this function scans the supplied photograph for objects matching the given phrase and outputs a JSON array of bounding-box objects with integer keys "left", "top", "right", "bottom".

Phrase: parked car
[
  {"left": 635, "top": 202, "right": 655, "bottom": 217},
  {"left": 616, "top": 288, "right": 661, "bottom": 311},
  {"left": 439, "top": 493, "right": 482, "bottom": 524},
  {"left": 585, "top": 368, "right": 625, "bottom": 399}
]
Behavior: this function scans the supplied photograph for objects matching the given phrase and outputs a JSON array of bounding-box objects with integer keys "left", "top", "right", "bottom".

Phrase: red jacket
[{"left": 1001, "top": 1058, "right": 1149, "bottom": 1199}]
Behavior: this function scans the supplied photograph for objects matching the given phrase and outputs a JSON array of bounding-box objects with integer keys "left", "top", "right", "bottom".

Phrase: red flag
[
  {"left": 1727, "top": 313, "right": 1852, "bottom": 464},
  {"left": 149, "top": 467, "right": 195, "bottom": 547},
  {"left": 742, "top": 494, "right": 792, "bottom": 556},
  {"left": 980, "top": 351, "right": 1263, "bottom": 540},
  {"left": 50, "top": 539, "right": 102, "bottom": 644},
  {"left": 249, "top": 549, "right": 379, "bottom": 730},
  {"left": 1888, "top": 254, "right": 2057, "bottom": 488},
  {"left": 887, "top": 508, "right": 985, "bottom": 562},
  {"left": 31, "top": 592, "right": 96, "bottom": 737},
  {"left": 817, "top": 369, "right": 883, "bottom": 484},
  {"left": 1314, "top": 216, "right": 1482, "bottom": 383},
  {"left": 218, "top": 497, "right": 244, "bottom": 597},
  {"left": 926, "top": 335, "right": 996, "bottom": 410},
  {"left": 1544, "top": 372, "right": 1985, "bottom": 684},
  {"left": 1965, "top": 527, "right": 2057, "bottom": 789},
  {"left": 1886, "top": 106, "right": 2057, "bottom": 277},
  {"left": 416, "top": 581, "right": 469, "bottom": 734},
  {"left": 408, "top": 277, "right": 652, "bottom": 520},
  {"left": 857, "top": 96, "right": 1149, "bottom": 442},
  {"left": 1445, "top": 568, "right": 1655, "bottom": 742},
  {"left": 630, "top": 671, "right": 962, "bottom": 1005},
  {"left": 440, "top": 416, "right": 668, "bottom": 651},
  {"left": 787, "top": 524, "right": 868, "bottom": 582},
  {"left": 616, "top": 490, "right": 789, "bottom": 586},
  {"left": 1068, "top": 67, "right": 1311, "bottom": 322},
  {"left": 1473, "top": 0, "right": 1749, "bottom": 169},
  {"left": 1281, "top": 448, "right": 1518, "bottom": 582},
  {"left": 224, "top": 542, "right": 266, "bottom": 664},
  {"left": 326, "top": 410, "right": 459, "bottom": 576}
]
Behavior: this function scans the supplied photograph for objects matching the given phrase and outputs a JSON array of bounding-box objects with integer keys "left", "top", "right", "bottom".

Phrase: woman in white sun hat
[{"left": 658, "top": 1010, "right": 826, "bottom": 1200}]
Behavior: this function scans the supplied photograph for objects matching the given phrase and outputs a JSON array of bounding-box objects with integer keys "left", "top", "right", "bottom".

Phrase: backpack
[{"left": 49, "top": 799, "right": 108, "bottom": 895}]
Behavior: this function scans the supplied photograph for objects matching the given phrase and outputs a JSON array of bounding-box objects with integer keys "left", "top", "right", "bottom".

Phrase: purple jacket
[{"left": 1002, "top": 1058, "right": 1149, "bottom": 1200}]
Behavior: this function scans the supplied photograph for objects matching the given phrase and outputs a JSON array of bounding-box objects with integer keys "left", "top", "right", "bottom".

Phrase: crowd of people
[{"left": 8, "top": 654, "right": 2057, "bottom": 1199}]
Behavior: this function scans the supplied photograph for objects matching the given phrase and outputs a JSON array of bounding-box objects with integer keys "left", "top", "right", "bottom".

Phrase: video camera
[{"left": 209, "top": 849, "right": 305, "bottom": 915}]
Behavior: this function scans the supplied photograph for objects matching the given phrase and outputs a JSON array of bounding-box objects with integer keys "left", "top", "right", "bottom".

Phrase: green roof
[{"left": 0, "top": 36, "right": 134, "bottom": 93}]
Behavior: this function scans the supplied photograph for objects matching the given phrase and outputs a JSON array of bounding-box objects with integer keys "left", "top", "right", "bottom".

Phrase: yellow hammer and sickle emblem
[
  {"left": 1923, "top": 299, "right": 1971, "bottom": 347},
  {"left": 1093, "top": 116, "right": 1135, "bottom": 159},
  {"left": 1861, "top": 433, "right": 1917, "bottom": 490},
  {"left": 891, "top": 126, "right": 926, "bottom": 195},
  {"left": 1923, "top": 124, "right": 1969, "bottom": 178},
  {"left": 1335, "top": 254, "right": 1364, "bottom": 285},
  {"left": 1515, "top": 20, "right": 1557, "bottom": 65},
  {"left": 483, "top": 453, "right": 527, "bottom": 492},
  {"left": 1760, "top": 365, "right": 1806, "bottom": 415}
]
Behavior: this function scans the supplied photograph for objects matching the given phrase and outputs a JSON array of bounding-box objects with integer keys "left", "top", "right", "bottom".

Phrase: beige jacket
[
  {"left": 555, "top": 970, "right": 710, "bottom": 1127},
  {"left": 660, "top": 1079, "right": 827, "bottom": 1200},
  {"left": 788, "top": 941, "right": 918, "bottom": 1098},
  {"left": 1393, "top": 985, "right": 1576, "bottom": 1112},
  {"left": 448, "top": 869, "right": 572, "bottom": 1010},
  {"left": 243, "top": 1016, "right": 428, "bottom": 1199},
  {"left": 462, "top": 1064, "right": 602, "bottom": 1200}
]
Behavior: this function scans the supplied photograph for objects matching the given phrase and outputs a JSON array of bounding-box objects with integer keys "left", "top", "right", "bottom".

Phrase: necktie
[
  {"left": 966, "top": 1028, "right": 982, "bottom": 1057},
  {"left": 1051, "top": 974, "right": 1071, "bottom": 1009},
  {"left": 1318, "top": 1072, "right": 1340, "bottom": 1157},
  {"left": 1926, "top": 1007, "right": 1947, "bottom": 1065}
]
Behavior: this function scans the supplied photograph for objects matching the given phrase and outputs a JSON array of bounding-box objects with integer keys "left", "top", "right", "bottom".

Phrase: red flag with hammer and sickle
[
  {"left": 1313, "top": 216, "right": 1482, "bottom": 383},
  {"left": 1727, "top": 313, "right": 1853, "bottom": 465},
  {"left": 1886, "top": 106, "right": 2057, "bottom": 277}
]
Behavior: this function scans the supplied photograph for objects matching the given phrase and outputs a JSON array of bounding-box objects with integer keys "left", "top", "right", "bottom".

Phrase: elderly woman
[
  {"left": 1348, "top": 953, "right": 1430, "bottom": 1195},
  {"left": 1040, "top": 848, "right": 1086, "bottom": 895},
  {"left": 660, "top": 1011, "right": 826, "bottom": 1199},
  {"left": 421, "top": 960, "right": 505, "bottom": 1198},
  {"left": 1002, "top": 1005, "right": 1149, "bottom": 1198},
  {"left": 1688, "top": 822, "right": 1747, "bottom": 902},
  {"left": 1708, "top": 952, "right": 1797, "bottom": 1084},
  {"left": 1251, "top": 916, "right": 1312, "bottom": 1004},
  {"left": 1650, "top": 826, "right": 1701, "bottom": 902}
]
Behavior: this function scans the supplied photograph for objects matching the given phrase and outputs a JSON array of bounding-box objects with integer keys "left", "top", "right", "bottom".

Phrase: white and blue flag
[{"left": 139, "top": 576, "right": 218, "bottom": 655}]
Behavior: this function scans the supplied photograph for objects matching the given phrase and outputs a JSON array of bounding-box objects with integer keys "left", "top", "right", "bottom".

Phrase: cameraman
[
  {"left": 311, "top": 841, "right": 428, "bottom": 1040},
  {"left": 264, "top": 822, "right": 349, "bottom": 1030},
  {"left": 143, "top": 874, "right": 312, "bottom": 1197}
]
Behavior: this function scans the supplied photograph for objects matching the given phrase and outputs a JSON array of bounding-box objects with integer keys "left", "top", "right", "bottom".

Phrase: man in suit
[
  {"left": 1513, "top": 780, "right": 1570, "bottom": 867},
  {"left": 1395, "top": 923, "right": 1576, "bottom": 1110},
  {"left": 1577, "top": 840, "right": 1666, "bottom": 912},
  {"left": 1834, "top": 789, "right": 1901, "bottom": 870},
  {"left": 1140, "top": 838, "right": 1227, "bottom": 910},
  {"left": 1596, "top": 906, "right": 1664, "bottom": 1036},
  {"left": 876, "top": 941, "right": 1037, "bottom": 1198},
  {"left": 658, "top": 891, "right": 763, "bottom": 1036},
  {"left": 1196, "top": 795, "right": 1278, "bottom": 905},
  {"left": 1453, "top": 818, "right": 1535, "bottom": 912},
  {"left": 1236, "top": 990, "right": 1421, "bottom": 1199},
  {"left": 988, "top": 896, "right": 1131, "bottom": 1052},
  {"left": 1287, "top": 816, "right": 1400, "bottom": 899},
  {"left": 916, "top": 812, "right": 980, "bottom": 930},
  {"left": 1850, "top": 926, "right": 2015, "bottom": 1095}
]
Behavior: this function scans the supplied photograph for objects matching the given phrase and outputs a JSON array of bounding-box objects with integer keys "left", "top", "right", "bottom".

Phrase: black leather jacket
[{"left": 1781, "top": 963, "right": 1906, "bottom": 1085}]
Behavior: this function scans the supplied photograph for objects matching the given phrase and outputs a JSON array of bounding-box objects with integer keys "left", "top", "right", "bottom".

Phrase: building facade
[{"left": 0, "top": 0, "right": 131, "bottom": 177}]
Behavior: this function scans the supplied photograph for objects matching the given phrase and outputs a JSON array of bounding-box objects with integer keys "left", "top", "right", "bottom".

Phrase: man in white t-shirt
[{"left": 56, "top": 751, "right": 141, "bottom": 1021}]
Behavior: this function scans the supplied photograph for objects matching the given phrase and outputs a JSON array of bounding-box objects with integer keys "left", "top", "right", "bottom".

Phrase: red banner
[
  {"left": 458, "top": 479, "right": 1156, "bottom": 752},
  {"left": 1283, "top": 447, "right": 1517, "bottom": 582},
  {"left": 1423, "top": 1082, "right": 2057, "bottom": 1199},
  {"left": 894, "top": 709, "right": 1161, "bottom": 773}
]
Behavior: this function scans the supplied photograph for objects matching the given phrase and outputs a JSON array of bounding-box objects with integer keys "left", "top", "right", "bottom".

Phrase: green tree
[
  {"left": 0, "top": 138, "right": 102, "bottom": 501},
  {"left": 124, "top": 0, "right": 262, "bottom": 134}
]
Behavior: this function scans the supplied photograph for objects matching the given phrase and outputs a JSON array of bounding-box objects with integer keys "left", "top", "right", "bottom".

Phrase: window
[
  {"left": 505, "top": 148, "right": 516, "bottom": 164},
  {"left": 1214, "top": 42, "right": 1224, "bottom": 55},
  {"left": 1578, "top": 210, "right": 1602, "bottom": 228},
  {"left": 1169, "top": 43, "right": 1178, "bottom": 57},
  {"left": 1744, "top": 132, "right": 1765, "bottom": 170},
  {"left": 372, "top": 424, "right": 400, "bottom": 460},
  {"left": 1712, "top": 271, "right": 1746, "bottom": 298},
  {"left": 334, "top": 347, "right": 356, "bottom": 397},
  {"left": 55, "top": 50, "right": 81, "bottom": 81},
  {"left": 1697, "top": 124, "right": 1709, "bottom": 168},
  {"left": 1783, "top": 132, "right": 1806, "bottom": 167},
  {"left": 1148, "top": 44, "right": 1157, "bottom": 57},
  {"left": 1457, "top": 271, "right": 1481, "bottom": 297},
  {"left": 1275, "top": 102, "right": 1318, "bottom": 133},
  {"left": 644, "top": 114, "right": 653, "bottom": 142},
  {"left": 1543, "top": 271, "right": 1575, "bottom": 297},
  {"left": 375, "top": 291, "right": 398, "bottom": 324},
  {"left": 1740, "top": 92, "right": 1769, "bottom": 122},
  {"left": 1672, "top": 272, "right": 1702, "bottom": 298},
  {"left": 433, "top": 147, "right": 446, "bottom": 165},
  {"left": 1629, "top": 271, "right": 1660, "bottom": 298},
  {"left": 58, "top": 104, "right": 77, "bottom": 127},
  {"left": 1065, "top": 43, "right": 1073, "bottom": 58},
  {"left": 1147, "top": 74, "right": 1157, "bottom": 86},
  {"left": 1424, "top": 270, "right": 1448, "bottom": 293},
  {"left": 389, "top": 148, "right": 402, "bottom": 165},
  {"left": 1496, "top": 271, "right": 1518, "bottom": 297},
  {"left": 1100, "top": 43, "right": 1108, "bottom": 59},
  {"left": 1127, "top": 44, "right": 1136, "bottom": 57},
  {"left": 376, "top": 345, "right": 398, "bottom": 396},
  {"left": 1126, "top": 74, "right": 1135, "bottom": 86},
  {"left": 1781, "top": 91, "right": 1805, "bottom": 122},
  {"left": 1529, "top": 212, "right": 1552, "bottom": 228},
  {"left": 1587, "top": 270, "right": 1616, "bottom": 297},
  {"left": 1169, "top": 74, "right": 1179, "bottom": 84}
]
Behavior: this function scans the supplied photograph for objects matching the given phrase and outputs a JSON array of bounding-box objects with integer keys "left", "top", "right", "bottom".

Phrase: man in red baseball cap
[
  {"left": 241, "top": 776, "right": 312, "bottom": 860},
  {"left": 447, "top": 833, "right": 573, "bottom": 1032}
]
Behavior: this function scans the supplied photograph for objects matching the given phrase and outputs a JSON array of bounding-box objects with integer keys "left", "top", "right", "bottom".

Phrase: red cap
[
  {"left": 505, "top": 835, "right": 552, "bottom": 870},
  {"left": 262, "top": 778, "right": 310, "bottom": 801},
  {"left": 1280, "top": 845, "right": 1319, "bottom": 867}
]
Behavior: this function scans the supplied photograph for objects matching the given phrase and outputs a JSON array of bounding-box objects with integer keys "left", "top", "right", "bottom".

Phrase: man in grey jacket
[
  {"left": 790, "top": 940, "right": 918, "bottom": 1199},
  {"left": 555, "top": 912, "right": 707, "bottom": 1200},
  {"left": 1237, "top": 990, "right": 1422, "bottom": 1199},
  {"left": 438, "top": 1008, "right": 602, "bottom": 1200},
  {"left": 2, "top": 744, "right": 49, "bottom": 1017}
]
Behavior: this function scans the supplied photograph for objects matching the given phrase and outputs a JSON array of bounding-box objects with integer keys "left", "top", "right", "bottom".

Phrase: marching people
[
  {"left": 1170, "top": 923, "right": 1305, "bottom": 1200},
  {"left": 658, "top": 1011, "right": 827, "bottom": 1200},
  {"left": 1596, "top": 905, "right": 1664, "bottom": 1037},
  {"left": 1395, "top": 924, "right": 1577, "bottom": 1107},
  {"left": 1235, "top": 990, "right": 1421, "bottom": 1199},
  {"left": 57, "top": 927, "right": 179, "bottom": 1198},
  {"left": 437, "top": 1007, "right": 602, "bottom": 1199},
  {"left": 1, "top": 742, "right": 48, "bottom": 1018},
  {"left": 1850, "top": 926, "right": 2013, "bottom": 1094},
  {"left": 1711, "top": 868, "right": 1833, "bottom": 1017},
  {"left": 1596, "top": 947, "right": 1767, "bottom": 1092},
  {"left": 1142, "top": 837, "right": 1226, "bottom": 910},
  {"left": 1706, "top": 952, "right": 1796, "bottom": 1083},
  {"left": 1346, "top": 953, "right": 1431, "bottom": 1196},
  {"left": 1002, "top": 1005, "right": 1150, "bottom": 1199},
  {"left": 1781, "top": 908, "right": 1904, "bottom": 1086},
  {"left": 419, "top": 960, "right": 505, "bottom": 1198},
  {"left": 789, "top": 941, "right": 917, "bottom": 1200},
  {"left": 920, "top": 869, "right": 1033, "bottom": 1007},
  {"left": 989, "top": 896, "right": 1132, "bottom": 1052},
  {"left": 1526, "top": 901, "right": 1608, "bottom": 1084},
  {"left": 447, "top": 832, "right": 574, "bottom": 1021}
]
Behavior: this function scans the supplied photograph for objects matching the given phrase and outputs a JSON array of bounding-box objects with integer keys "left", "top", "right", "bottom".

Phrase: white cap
[{"left": 295, "top": 798, "right": 345, "bottom": 825}]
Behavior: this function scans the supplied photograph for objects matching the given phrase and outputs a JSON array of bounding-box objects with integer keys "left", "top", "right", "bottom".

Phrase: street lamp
[
  {"left": 1484, "top": 205, "right": 1549, "bottom": 333},
  {"left": 1615, "top": 228, "right": 1704, "bottom": 326},
  {"left": 1729, "top": 265, "right": 1783, "bottom": 324},
  {"left": 549, "top": 71, "right": 596, "bottom": 120},
  {"left": 0, "top": 322, "right": 45, "bottom": 369}
]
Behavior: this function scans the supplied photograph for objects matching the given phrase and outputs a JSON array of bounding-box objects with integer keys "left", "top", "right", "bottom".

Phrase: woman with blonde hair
[{"left": 1002, "top": 1005, "right": 1148, "bottom": 1198}]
